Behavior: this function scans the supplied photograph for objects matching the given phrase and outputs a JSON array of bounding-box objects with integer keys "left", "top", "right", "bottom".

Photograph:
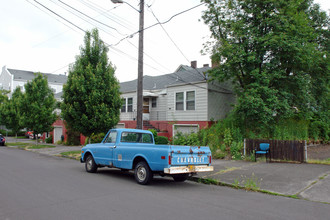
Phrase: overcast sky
[{"left": 0, "top": 0, "right": 329, "bottom": 82}]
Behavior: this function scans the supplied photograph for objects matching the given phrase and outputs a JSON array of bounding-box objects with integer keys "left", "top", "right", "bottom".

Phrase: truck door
[{"left": 98, "top": 131, "right": 117, "bottom": 166}]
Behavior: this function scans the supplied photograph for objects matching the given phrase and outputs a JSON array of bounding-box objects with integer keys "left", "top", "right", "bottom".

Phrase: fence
[{"left": 245, "top": 139, "right": 306, "bottom": 163}]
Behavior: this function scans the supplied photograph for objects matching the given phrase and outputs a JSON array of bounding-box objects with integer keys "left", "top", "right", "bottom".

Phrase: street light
[{"left": 111, "top": 0, "right": 144, "bottom": 130}]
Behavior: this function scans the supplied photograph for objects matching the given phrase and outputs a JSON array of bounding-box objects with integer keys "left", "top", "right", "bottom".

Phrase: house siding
[
  {"left": 207, "top": 81, "right": 236, "bottom": 120},
  {"left": 149, "top": 93, "right": 167, "bottom": 121},
  {"left": 120, "top": 92, "right": 137, "bottom": 121},
  {"left": 12, "top": 80, "right": 26, "bottom": 93},
  {"left": 0, "top": 66, "right": 12, "bottom": 92},
  {"left": 166, "top": 82, "right": 208, "bottom": 121}
]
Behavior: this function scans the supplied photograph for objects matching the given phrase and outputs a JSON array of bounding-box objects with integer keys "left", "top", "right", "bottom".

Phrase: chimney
[
  {"left": 191, "top": 61, "right": 197, "bottom": 69},
  {"left": 203, "top": 64, "right": 209, "bottom": 67}
]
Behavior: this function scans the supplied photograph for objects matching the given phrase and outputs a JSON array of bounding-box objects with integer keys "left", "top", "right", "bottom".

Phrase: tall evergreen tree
[
  {"left": 21, "top": 73, "right": 57, "bottom": 143},
  {"left": 61, "top": 29, "right": 121, "bottom": 141},
  {"left": 202, "top": 0, "right": 329, "bottom": 132}
]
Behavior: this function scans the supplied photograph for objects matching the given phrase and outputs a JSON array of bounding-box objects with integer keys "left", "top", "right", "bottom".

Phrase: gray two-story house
[{"left": 119, "top": 61, "right": 236, "bottom": 138}]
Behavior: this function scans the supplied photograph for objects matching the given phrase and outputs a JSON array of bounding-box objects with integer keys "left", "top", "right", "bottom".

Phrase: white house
[{"left": 0, "top": 66, "right": 67, "bottom": 101}]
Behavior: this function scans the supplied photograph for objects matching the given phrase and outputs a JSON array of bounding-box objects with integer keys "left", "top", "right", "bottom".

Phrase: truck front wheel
[
  {"left": 134, "top": 161, "right": 153, "bottom": 185},
  {"left": 85, "top": 155, "right": 98, "bottom": 173}
]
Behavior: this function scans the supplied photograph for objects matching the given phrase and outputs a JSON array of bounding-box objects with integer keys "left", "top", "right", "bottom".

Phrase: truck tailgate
[{"left": 164, "top": 145, "right": 213, "bottom": 174}]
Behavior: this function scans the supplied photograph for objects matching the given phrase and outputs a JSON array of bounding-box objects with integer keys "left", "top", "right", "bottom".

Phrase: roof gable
[
  {"left": 120, "top": 66, "right": 210, "bottom": 93},
  {"left": 7, "top": 68, "right": 67, "bottom": 84}
]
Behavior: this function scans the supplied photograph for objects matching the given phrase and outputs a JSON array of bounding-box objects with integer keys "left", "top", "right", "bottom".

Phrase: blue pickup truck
[{"left": 81, "top": 128, "right": 213, "bottom": 184}]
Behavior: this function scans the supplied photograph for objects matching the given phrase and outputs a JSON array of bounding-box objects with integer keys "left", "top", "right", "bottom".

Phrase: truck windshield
[{"left": 121, "top": 132, "right": 153, "bottom": 143}]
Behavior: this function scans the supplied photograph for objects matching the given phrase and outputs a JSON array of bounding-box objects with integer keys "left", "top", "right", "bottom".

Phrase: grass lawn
[
  {"left": 308, "top": 158, "right": 330, "bottom": 165},
  {"left": 28, "top": 145, "right": 56, "bottom": 149},
  {"left": 6, "top": 142, "right": 31, "bottom": 148},
  {"left": 6, "top": 142, "right": 56, "bottom": 150},
  {"left": 6, "top": 142, "right": 29, "bottom": 146},
  {"left": 60, "top": 151, "right": 81, "bottom": 160}
]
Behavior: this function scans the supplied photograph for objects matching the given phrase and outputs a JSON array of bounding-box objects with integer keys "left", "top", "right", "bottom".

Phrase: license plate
[{"left": 188, "top": 165, "right": 195, "bottom": 172}]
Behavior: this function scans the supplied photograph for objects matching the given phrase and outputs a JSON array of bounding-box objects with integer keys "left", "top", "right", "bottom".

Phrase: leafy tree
[
  {"left": 0, "top": 89, "right": 9, "bottom": 104},
  {"left": 0, "top": 88, "right": 24, "bottom": 138},
  {"left": 21, "top": 73, "right": 57, "bottom": 143},
  {"left": 202, "top": 0, "right": 329, "bottom": 133},
  {"left": 61, "top": 29, "right": 122, "bottom": 142},
  {"left": 0, "top": 89, "right": 9, "bottom": 125}
]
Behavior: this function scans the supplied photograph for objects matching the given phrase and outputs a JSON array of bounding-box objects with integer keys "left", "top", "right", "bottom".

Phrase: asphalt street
[{"left": 0, "top": 147, "right": 329, "bottom": 220}]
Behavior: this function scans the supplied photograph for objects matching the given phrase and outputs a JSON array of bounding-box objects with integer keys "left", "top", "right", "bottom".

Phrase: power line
[
  {"left": 78, "top": 0, "right": 136, "bottom": 32},
  {"left": 58, "top": 0, "right": 125, "bottom": 36},
  {"left": 26, "top": 0, "right": 83, "bottom": 37},
  {"left": 111, "top": 2, "right": 205, "bottom": 46},
  {"left": 49, "top": 0, "right": 120, "bottom": 38},
  {"left": 126, "top": 39, "right": 172, "bottom": 73},
  {"left": 32, "top": 0, "right": 85, "bottom": 32},
  {"left": 147, "top": 4, "right": 190, "bottom": 63}
]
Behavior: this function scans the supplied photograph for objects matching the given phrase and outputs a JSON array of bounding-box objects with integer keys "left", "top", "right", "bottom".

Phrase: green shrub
[
  {"left": 66, "top": 128, "right": 81, "bottom": 145},
  {"left": 172, "top": 132, "right": 200, "bottom": 146},
  {"left": 0, "top": 129, "right": 6, "bottom": 135},
  {"left": 148, "top": 129, "right": 158, "bottom": 138},
  {"left": 273, "top": 119, "right": 309, "bottom": 140},
  {"left": 1, "top": 129, "right": 25, "bottom": 137},
  {"left": 155, "top": 136, "right": 168, "bottom": 145},
  {"left": 45, "top": 135, "right": 53, "bottom": 143},
  {"left": 230, "top": 141, "right": 244, "bottom": 160},
  {"left": 309, "top": 120, "right": 329, "bottom": 142},
  {"left": 90, "top": 133, "right": 105, "bottom": 143}
]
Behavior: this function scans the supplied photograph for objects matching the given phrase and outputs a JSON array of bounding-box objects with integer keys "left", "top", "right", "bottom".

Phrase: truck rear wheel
[
  {"left": 85, "top": 155, "right": 98, "bottom": 173},
  {"left": 134, "top": 161, "right": 153, "bottom": 185},
  {"left": 172, "top": 174, "right": 189, "bottom": 182}
]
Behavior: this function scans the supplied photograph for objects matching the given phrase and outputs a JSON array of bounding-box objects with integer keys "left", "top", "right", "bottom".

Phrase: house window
[
  {"left": 186, "top": 91, "right": 195, "bottom": 110},
  {"left": 176, "top": 92, "right": 184, "bottom": 110},
  {"left": 121, "top": 98, "right": 126, "bottom": 112},
  {"left": 175, "top": 91, "right": 195, "bottom": 111},
  {"left": 152, "top": 97, "right": 157, "bottom": 108},
  {"left": 127, "top": 98, "right": 133, "bottom": 112}
]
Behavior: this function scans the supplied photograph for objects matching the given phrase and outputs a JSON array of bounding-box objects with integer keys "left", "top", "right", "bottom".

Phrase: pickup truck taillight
[
  {"left": 168, "top": 155, "right": 171, "bottom": 165},
  {"left": 208, "top": 155, "right": 212, "bottom": 164}
]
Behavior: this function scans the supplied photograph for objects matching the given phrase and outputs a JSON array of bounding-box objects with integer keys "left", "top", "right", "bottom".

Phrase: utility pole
[
  {"left": 111, "top": 0, "right": 144, "bottom": 129},
  {"left": 136, "top": 0, "right": 144, "bottom": 129}
]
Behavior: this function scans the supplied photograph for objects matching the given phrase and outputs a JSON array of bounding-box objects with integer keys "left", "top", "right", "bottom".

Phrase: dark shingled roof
[
  {"left": 120, "top": 66, "right": 211, "bottom": 93},
  {"left": 8, "top": 68, "right": 67, "bottom": 84}
]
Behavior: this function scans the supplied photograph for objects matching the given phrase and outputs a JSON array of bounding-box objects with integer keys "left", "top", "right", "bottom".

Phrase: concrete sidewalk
[
  {"left": 4, "top": 136, "right": 82, "bottom": 157},
  {"left": 4, "top": 137, "right": 330, "bottom": 204},
  {"left": 195, "top": 159, "right": 330, "bottom": 204}
]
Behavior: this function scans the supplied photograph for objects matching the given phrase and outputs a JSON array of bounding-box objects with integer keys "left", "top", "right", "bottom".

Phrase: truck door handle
[{"left": 110, "top": 146, "right": 116, "bottom": 149}]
